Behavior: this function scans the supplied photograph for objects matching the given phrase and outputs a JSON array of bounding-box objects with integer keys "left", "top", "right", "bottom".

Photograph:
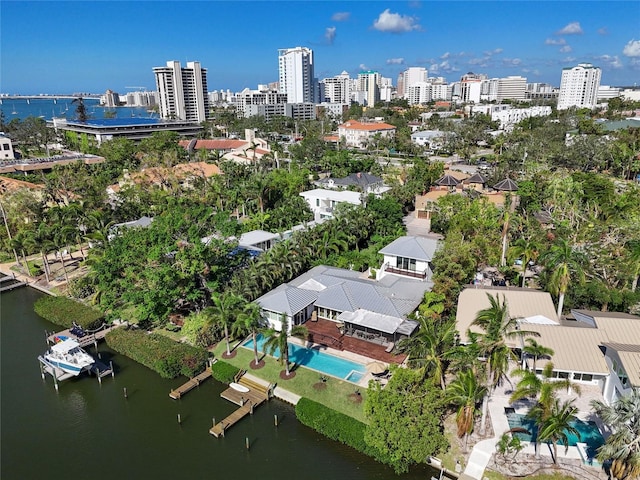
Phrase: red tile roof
[
  {"left": 178, "top": 139, "right": 248, "bottom": 150},
  {"left": 338, "top": 120, "right": 396, "bottom": 131}
]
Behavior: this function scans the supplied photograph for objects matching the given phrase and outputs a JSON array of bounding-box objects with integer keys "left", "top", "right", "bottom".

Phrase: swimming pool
[
  {"left": 243, "top": 335, "right": 367, "bottom": 383},
  {"left": 506, "top": 413, "right": 604, "bottom": 460}
]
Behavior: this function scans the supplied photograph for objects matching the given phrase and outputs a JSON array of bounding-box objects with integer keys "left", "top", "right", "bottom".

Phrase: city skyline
[{"left": 2, "top": 1, "right": 639, "bottom": 95}]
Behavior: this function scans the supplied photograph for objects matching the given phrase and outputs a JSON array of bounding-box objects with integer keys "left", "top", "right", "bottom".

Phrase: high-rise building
[
  {"left": 320, "top": 71, "right": 351, "bottom": 103},
  {"left": 400, "top": 67, "right": 428, "bottom": 98},
  {"left": 278, "top": 47, "right": 317, "bottom": 104},
  {"left": 557, "top": 63, "right": 601, "bottom": 110},
  {"left": 459, "top": 72, "right": 487, "bottom": 104},
  {"left": 497, "top": 76, "right": 527, "bottom": 102},
  {"left": 358, "top": 71, "right": 380, "bottom": 107},
  {"left": 153, "top": 61, "right": 209, "bottom": 122}
]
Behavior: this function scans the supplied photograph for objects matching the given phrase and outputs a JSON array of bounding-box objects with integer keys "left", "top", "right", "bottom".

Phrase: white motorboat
[{"left": 43, "top": 339, "right": 95, "bottom": 376}]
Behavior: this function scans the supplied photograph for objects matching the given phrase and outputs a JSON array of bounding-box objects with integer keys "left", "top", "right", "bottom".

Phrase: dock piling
[
  {"left": 245, "top": 437, "right": 250, "bottom": 450},
  {"left": 274, "top": 414, "right": 278, "bottom": 426},
  {"left": 212, "top": 417, "right": 216, "bottom": 428},
  {"left": 123, "top": 387, "right": 128, "bottom": 399},
  {"left": 110, "top": 361, "right": 114, "bottom": 377},
  {"left": 177, "top": 413, "right": 181, "bottom": 424}
]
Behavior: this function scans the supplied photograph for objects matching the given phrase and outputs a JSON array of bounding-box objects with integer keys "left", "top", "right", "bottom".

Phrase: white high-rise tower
[
  {"left": 153, "top": 61, "right": 209, "bottom": 122},
  {"left": 278, "top": 47, "right": 316, "bottom": 104},
  {"left": 557, "top": 63, "right": 601, "bottom": 110}
]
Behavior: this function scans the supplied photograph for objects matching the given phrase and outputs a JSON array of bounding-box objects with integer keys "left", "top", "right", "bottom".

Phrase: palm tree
[
  {"left": 536, "top": 398, "right": 580, "bottom": 464},
  {"left": 446, "top": 369, "right": 487, "bottom": 453},
  {"left": 511, "top": 363, "right": 580, "bottom": 459},
  {"left": 262, "top": 314, "right": 308, "bottom": 377},
  {"left": 521, "top": 338, "right": 554, "bottom": 372},
  {"left": 508, "top": 237, "right": 539, "bottom": 288},
  {"left": 590, "top": 387, "right": 640, "bottom": 480},
  {"left": 542, "top": 238, "right": 586, "bottom": 318},
  {"left": 206, "top": 291, "right": 243, "bottom": 357},
  {"left": 396, "top": 316, "right": 456, "bottom": 389},
  {"left": 232, "top": 302, "right": 264, "bottom": 367},
  {"left": 471, "top": 293, "right": 539, "bottom": 436}
]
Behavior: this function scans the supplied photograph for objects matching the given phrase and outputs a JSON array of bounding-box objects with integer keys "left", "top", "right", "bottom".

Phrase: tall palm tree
[
  {"left": 521, "top": 338, "right": 554, "bottom": 372},
  {"left": 446, "top": 369, "right": 487, "bottom": 453},
  {"left": 206, "top": 291, "right": 243, "bottom": 357},
  {"left": 471, "top": 293, "right": 539, "bottom": 436},
  {"left": 511, "top": 363, "right": 580, "bottom": 459},
  {"left": 536, "top": 398, "right": 580, "bottom": 464},
  {"left": 508, "top": 237, "right": 540, "bottom": 288},
  {"left": 232, "top": 302, "right": 264, "bottom": 367},
  {"left": 396, "top": 316, "right": 456, "bottom": 389},
  {"left": 590, "top": 387, "right": 640, "bottom": 480},
  {"left": 542, "top": 238, "right": 586, "bottom": 318},
  {"left": 262, "top": 314, "right": 308, "bottom": 377}
]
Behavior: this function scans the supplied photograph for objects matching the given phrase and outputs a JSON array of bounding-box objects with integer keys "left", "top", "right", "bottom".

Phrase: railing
[{"left": 383, "top": 263, "right": 427, "bottom": 279}]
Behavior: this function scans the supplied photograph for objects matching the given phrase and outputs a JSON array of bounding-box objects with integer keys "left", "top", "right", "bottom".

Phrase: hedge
[
  {"left": 295, "top": 398, "right": 390, "bottom": 465},
  {"left": 34, "top": 296, "right": 104, "bottom": 330},
  {"left": 211, "top": 361, "right": 240, "bottom": 384},
  {"left": 105, "top": 328, "right": 208, "bottom": 379}
]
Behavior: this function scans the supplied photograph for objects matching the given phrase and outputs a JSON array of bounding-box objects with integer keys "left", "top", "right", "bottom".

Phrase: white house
[
  {"left": 0, "top": 134, "right": 15, "bottom": 160},
  {"left": 378, "top": 235, "right": 439, "bottom": 281},
  {"left": 410, "top": 130, "right": 446, "bottom": 151},
  {"left": 299, "top": 188, "right": 362, "bottom": 221},
  {"left": 337, "top": 120, "right": 396, "bottom": 148}
]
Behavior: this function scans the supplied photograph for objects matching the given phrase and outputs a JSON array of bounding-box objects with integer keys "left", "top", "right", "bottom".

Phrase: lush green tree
[
  {"left": 262, "top": 315, "right": 308, "bottom": 377},
  {"left": 232, "top": 302, "right": 264, "bottom": 367},
  {"left": 364, "top": 367, "right": 448, "bottom": 474},
  {"left": 206, "top": 291, "right": 243, "bottom": 356},
  {"left": 590, "top": 388, "right": 640, "bottom": 480},
  {"left": 521, "top": 338, "right": 554, "bottom": 372},
  {"left": 446, "top": 369, "right": 487, "bottom": 452},
  {"left": 536, "top": 398, "right": 580, "bottom": 464},
  {"left": 541, "top": 238, "right": 587, "bottom": 317},
  {"left": 471, "top": 293, "right": 539, "bottom": 435},
  {"left": 508, "top": 237, "right": 540, "bottom": 287}
]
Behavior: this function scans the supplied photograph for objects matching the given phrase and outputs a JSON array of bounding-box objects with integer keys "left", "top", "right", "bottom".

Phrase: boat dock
[
  {"left": 0, "top": 273, "right": 26, "bottom": 292},
  {"left": 169, "top": 369, "right": 213, "bottom": 399},
  {"left": 209, "top": 373, "right": 273, "bottom": 438},
  {"left": 46, "top": 323, "right": 119, "bottom": 348},
  {"left": 38, "top": 354, "right": 114, "bottom": 391}
]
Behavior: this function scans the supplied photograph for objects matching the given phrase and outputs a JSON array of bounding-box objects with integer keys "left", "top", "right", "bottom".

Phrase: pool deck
[{"left": 463, "top": 369, "right": 607, "bottom": 479}]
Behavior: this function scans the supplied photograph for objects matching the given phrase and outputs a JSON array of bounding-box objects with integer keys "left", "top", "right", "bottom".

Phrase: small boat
[
  {"left": 230, "top": 382, "right": 249, "bottom": 393},
  {"left": 43, "top": 339, "right": 95, "bottom": 376}
]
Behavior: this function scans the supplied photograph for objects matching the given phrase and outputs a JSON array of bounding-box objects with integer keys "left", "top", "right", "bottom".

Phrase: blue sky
[{"left": 2, "top": 1, "right": 639, "bottom": 94}]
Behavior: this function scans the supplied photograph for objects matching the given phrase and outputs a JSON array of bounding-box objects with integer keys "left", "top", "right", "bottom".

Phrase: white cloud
[
  {"left": 483, "top": 48, "right": 503, "bottom": 56},
  {"left": 598, "top": 55, "right": 623, "bottom": 69},
  {"left": 325, "top": 27, "right": 336, "bottom": 44},
  {"left": 440, "top": 52, "right": 450, "bottom": 60},
  {"left": 372, "top": 9, "right": 420, "bottom": 33},
  {"left": 623, "top": 39, "right": 640, "bottom": 57},
  {"left": 359, "top": 63, "right": 368, "bottom": 71},
  {"left": 386, "top": 58, "right": 405, "bottom": 65},
  {"left": 559, "top": 45, "right": 572, "bottom": 53},
  {"left": 545, "top": 38, "right": 566, "bottom": 46},
  {"left": 556, "top": 22, "right": 583, "bottom": 35},
  {"left": 598, "top": 27, "right": 608, "bottom": 35},
  {"left": 502, "top": 58, "right": 522, "bottom": 67},
  {"left": 331, "top": 12, "right": 350, "bottom": 22}
]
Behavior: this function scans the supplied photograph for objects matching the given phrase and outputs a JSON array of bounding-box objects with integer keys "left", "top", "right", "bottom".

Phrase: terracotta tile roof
[
  {"left": 178, "top": 139, "right": 248, "bottom": 150},
  {"left": 338, "top": 120, "right": 396, "bottom": 131}
]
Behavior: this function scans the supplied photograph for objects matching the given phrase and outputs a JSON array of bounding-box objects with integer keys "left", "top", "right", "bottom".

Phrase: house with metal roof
[
  {"left": 299, "top": 188, "right": 362, "bottom": 221},
  {"left": 454, "top": 286, "right": 640, "bottom": 404},
  {"left": 255, "top": 264, "right": 431, "bottom": 347},
  {"left": 378, "top": 235, "right": 439, "bottom": 281}
]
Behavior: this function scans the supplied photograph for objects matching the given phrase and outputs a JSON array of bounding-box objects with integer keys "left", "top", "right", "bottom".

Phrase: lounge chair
[{"left": 385, "top": 342, "right": 395, "bottom": 353}]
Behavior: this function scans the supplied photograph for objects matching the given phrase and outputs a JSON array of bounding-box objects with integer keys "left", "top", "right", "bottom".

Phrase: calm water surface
[{"left": 1, "top": 288, "right": 437, "bottom": 479}]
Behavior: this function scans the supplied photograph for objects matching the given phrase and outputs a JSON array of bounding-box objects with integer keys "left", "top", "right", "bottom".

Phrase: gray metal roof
[
  {"left": 378, "top": 236, "right": 439, "bottom": 261},
  {"left": 239, "top": 230, "right": 279, "bottom": 246},
  {"left": 255, "top": 284, "right": 317, "bottom": 316}
]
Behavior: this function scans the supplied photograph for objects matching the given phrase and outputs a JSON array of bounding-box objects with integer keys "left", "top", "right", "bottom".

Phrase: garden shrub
[
  {"left": 105, "top": 328, "right": 208, "bottom": 379},
  {"left": 211, "top": 360, "right": 239, "bottom": 384},
  {"left": 34, "top": 296, "right": 104, "bottom": 330},
  {"left": 295, "top": 398, "right": 390, "bottom": 465}
]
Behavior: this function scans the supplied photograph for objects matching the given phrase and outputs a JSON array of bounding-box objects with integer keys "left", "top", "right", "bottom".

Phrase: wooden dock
[
  {"left": 169, "top": 369, "right": 212, "bottom": 399},
  {"left": 0, "top": 274, "right": 26, "bottom": 292},
  {"left": 47, "top": 323, "right": 119, "bottom": 348},
  {"left": 209, "top": 374, "right": 272, "bottom": 438}
]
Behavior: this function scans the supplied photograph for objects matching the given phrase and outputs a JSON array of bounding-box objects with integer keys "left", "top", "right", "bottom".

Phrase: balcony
[{"left": 383, "top": 263, "right": 427, "bottom": 279}]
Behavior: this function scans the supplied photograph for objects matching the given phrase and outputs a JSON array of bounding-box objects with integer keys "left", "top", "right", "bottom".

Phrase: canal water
[{"left": 1, "top": 288, "right": 438, "bottom": 479}]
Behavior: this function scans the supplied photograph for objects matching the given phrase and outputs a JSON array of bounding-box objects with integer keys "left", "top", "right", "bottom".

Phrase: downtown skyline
[{"left": 2, "top": 1, "right": 639, "bottom": 95}]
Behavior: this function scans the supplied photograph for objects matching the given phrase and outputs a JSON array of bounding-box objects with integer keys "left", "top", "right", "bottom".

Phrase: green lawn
[{"left": 212, "top": 341, "right": 368, "bottom": 422}]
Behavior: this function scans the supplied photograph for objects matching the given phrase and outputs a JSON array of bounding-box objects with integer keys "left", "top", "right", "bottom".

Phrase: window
[
  {"left": 2, "top": 144, "right": 9, "bottom": 151},
  {"left": 396, "top": 256, "right": 417, "bottom": 271}
]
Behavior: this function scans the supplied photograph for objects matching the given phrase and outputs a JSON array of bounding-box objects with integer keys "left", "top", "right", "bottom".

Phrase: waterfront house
[{"left": 454, "top": 286, "right": 640, "bottom": 404}]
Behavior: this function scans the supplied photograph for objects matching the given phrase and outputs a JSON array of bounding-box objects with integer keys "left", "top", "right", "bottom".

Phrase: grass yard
[{"left": 212, "top": 340, "right": 368, "bottom": 423}]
